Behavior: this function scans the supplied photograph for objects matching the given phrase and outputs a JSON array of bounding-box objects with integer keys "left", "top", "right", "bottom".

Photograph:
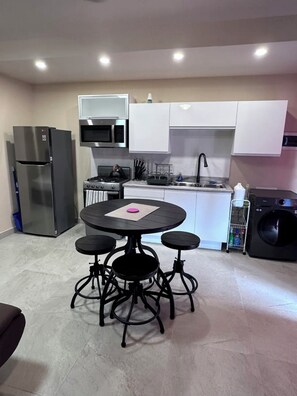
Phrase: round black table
[
  {"left": 80, "top": 199, "right": 186, "bottom": 319},
  {"left": 80, "top": 198, "right": 186, "bottom": 260}
]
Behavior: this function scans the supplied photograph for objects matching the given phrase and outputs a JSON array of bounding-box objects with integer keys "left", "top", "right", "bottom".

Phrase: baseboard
[
  {"left": 199, "top": 241, "right": 223, "bottom": 250},
  {"left": 0, "top": 227, "right": 16, "bottom": 240}
]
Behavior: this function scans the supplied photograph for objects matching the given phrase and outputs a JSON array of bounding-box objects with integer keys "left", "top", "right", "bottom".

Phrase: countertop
[{"left": 123, "top": 179, "right": 233, "bottom": 193}]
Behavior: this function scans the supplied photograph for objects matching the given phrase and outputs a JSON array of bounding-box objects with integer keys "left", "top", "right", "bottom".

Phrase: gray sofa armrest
[{"left": 0, "top": 303, "right": 26, "bottom": 367}]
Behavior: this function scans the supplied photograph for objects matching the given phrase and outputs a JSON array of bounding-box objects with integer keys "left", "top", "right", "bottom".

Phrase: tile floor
[{"left": 0, "top": 224, "right": 297, "bottom": 396}]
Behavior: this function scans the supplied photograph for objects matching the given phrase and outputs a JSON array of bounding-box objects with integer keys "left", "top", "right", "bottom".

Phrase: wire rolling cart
[{"left": 226, "top": 199, "right": 250, "bottom": 254}]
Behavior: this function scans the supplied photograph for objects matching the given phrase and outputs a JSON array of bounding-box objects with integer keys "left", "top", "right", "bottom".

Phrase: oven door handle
[{"left": 107, "top": 191, "right": 119, "bottom": 196}]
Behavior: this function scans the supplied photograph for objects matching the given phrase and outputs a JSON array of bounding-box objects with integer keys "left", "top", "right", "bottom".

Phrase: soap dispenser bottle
[{"left": 177, "top": 173, "right": 183, "bottom": 182}]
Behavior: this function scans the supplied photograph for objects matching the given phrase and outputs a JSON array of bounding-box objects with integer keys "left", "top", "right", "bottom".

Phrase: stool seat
[
  {"left": 112, "top": 254, "right": 159, "bottom": 281},
  {"left": 71, "top": 235, "right": 116, "bottom": 309},
  {"left": 161, "top": 231, "right": 200, "bottom": 251},
  {"left": 75, "top": 235, "right": 116, "bottom": 256},
  {"left": 100, "top": 254, "right": 164, "bottom": 347},
  {"left": 161, "top": 231, "right": 200, "bottom": 312}
]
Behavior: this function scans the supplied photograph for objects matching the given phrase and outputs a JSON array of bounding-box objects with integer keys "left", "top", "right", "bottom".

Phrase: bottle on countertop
[
  {"left": 176, "top": 172, "right": 183, "bottom": 182},
  {"left": 147, "top": 93, "right": 153, "bottom": 103}
]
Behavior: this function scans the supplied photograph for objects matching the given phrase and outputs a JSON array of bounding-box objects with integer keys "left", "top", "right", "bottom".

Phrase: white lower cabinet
[
  {"left": 195, "top": 191, "right": 231, "bottom": 250},
  {"left": 124, "top": 185, "right": 231, "bottom": 249},
  {"left": 163, "top": 190, "right": 196, "bottom": 233}
]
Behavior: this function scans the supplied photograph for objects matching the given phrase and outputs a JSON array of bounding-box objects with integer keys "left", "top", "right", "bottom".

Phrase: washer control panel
[
  {"left": 277, "top": 198, "right": 297, "bottom": 207},
  {"left": 250, "top": 189, "right": 297, "bottom": 209}
]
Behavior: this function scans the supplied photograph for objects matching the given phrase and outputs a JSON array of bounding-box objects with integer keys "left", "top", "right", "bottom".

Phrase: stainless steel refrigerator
[{"left": 13, "top": 126, "right": 76, "bottom": 236}]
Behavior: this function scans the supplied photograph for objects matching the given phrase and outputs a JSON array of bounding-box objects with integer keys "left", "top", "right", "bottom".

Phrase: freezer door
[
  {"left": 13, "top": 126, "right": 52, "bottom": 162},
  {"left": 16, "top": 162, "right": 56, "bottom": 236}
]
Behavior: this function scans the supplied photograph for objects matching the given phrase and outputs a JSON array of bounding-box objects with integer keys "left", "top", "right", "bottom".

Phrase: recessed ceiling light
[
  {"left": 99, "top": 55, "right": 111, "bottom": 66},
  {"left": 254, "top": 47, "right": 268, "bottom": 57},
  {"left": 173, "top": 52, "right": 184, "bottom": 62},
  {"left": 34, "top": 59, "right": 48, "bottom": 71}
]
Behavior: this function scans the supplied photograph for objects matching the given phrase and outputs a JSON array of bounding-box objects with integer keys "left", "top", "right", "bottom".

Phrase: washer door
[{"left": 258, "top": 209, "right": 297, "bottom": 247}]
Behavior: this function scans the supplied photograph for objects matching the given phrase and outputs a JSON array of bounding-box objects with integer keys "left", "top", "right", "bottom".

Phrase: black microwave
[{"left": 79, "top": 119, "right": 128, "bottom": 148}]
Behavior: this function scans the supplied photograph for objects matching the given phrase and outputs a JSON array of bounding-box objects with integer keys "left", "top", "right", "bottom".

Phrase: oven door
[{"left": 107, "top": 191, "right": 120, "bottom": 200}]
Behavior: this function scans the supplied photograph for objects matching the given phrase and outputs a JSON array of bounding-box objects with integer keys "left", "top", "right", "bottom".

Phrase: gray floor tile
[{"left": 0, "top": 224, "right": 296, "bottom": 396}]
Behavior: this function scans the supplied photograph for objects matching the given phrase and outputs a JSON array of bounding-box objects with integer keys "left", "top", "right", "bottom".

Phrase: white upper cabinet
[
  {"left": 232, "top": 100, "right": 288, "bottom": 156},
  {"left": 129, "top": 103, "right": 170, "bottom": 153},
  {"left": 78, "top": 94, "right": 131, "bottom": 119},
  {"left": 169, "top": 101, "right": 238, "bottom": 128}
]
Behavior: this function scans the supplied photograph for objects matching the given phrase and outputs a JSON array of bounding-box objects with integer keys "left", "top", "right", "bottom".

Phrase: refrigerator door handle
[{"left": 17, "top": 162, "right": 49, "bottom": 166}]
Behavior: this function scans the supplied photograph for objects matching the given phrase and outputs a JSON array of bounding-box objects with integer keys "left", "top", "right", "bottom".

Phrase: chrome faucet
[{"left": 196, "top": 153, "right": 208, "bottom": 183}]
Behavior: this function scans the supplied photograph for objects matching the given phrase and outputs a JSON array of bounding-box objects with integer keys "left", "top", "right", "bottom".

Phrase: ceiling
[{"left": 1, "top": 0, "right": 297, "bottom": 85}]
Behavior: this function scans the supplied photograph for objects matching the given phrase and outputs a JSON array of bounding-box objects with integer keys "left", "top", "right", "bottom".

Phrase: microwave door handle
[{"left": 111, "top": 124, "right": 115, "bottom": 143}]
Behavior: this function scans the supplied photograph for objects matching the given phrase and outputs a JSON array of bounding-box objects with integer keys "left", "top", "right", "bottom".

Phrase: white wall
[
  {"left": 90, "top": 129, "right": 234, "bottom": 180},
  {"left": 0, "top": 75, "right": 33, "bottom": 237}
]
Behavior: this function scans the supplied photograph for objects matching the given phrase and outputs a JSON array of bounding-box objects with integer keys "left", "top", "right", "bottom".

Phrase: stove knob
[
  {"left": 111, "top": 185, "right": 115, "bottom": 190},
  {"left": 100, "top": 185, "right": 104, "bottom": 190}
]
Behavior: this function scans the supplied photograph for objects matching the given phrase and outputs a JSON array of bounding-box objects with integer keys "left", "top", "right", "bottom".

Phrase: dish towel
[{"left": 85, "top": 190, "right": 108, "bottom": 206}]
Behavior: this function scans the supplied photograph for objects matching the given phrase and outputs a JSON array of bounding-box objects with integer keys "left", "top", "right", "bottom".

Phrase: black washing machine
[{"left": 246, "top": 189, "right": 297, "bottom": 261}]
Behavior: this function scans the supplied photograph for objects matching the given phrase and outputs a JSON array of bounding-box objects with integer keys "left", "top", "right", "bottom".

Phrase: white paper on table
[{"left": 105, "top": 203, "right": 159, "bottom": 221}]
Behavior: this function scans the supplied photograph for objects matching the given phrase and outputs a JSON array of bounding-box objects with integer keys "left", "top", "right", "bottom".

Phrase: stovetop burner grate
[
  {"left": 83, "top": 165, "right": 131, "bottom": 191},
  {"left": 87, "top": 176, "right": 129, "bottom": 183}
]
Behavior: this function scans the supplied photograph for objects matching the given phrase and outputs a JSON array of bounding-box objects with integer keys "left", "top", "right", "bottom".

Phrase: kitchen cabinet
[
  {"left": 170, "top": 101, "right": 238, "bottom": 129},
  {"left": 124, "top": 186, "right": 164, "bottom": 200},
  {"left": 124, "top": 183, "right": 232, "bottom": 249},
  {"left": 78, "top": 94, "right": 131, "bottom": 119},
  {"left": 195, "top": 191, "right": 231, "bottom": 250},
  {"left": 232, "top": 100, "right": 288, "bottom": 156},
  {"left": 129, "top": 103, "right": 170, "bottom": 153},
  {"left": 163, "top": 190, "right": 196, "bottom": 233}
]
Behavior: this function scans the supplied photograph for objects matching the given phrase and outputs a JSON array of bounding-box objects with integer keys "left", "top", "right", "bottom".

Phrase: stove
[
  {"left": 83, "top": 165, "right": 131, "bottom": 239},
  {"left": 84, "top": 175, "right": 129, "bottom": 192},
  {"left": 83, "top": 165, "right": 131, "bottom": 201}
]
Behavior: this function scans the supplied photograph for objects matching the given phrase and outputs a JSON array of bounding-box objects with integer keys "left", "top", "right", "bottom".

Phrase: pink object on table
[{"left": 127, "top": 207, "right": 139, "bottom": 213}]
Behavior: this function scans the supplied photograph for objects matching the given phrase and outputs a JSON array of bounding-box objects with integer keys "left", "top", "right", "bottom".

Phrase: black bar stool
[
  {"left": 70, "top": 235, "right": 116, "bottom": 308},
  {"left": 99, "top": 254, "right": 164, "bottom": 348},
  {"left": 161, "top": 231, "right": 200, "bottom": 312}
]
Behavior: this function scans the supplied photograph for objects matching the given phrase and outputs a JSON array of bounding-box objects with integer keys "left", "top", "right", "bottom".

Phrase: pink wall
[{"left": 230, "top": 151, "right": 297, "bottom": 191}]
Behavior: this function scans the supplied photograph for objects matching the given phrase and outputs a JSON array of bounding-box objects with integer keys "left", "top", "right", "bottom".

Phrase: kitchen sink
[
  {"left": 170, "top": 182, "right": 197, "bottom": 187},
  {"left": 202, "top": 183, "right": 226, "bottom": 189},
  {"left": 170, "top": 181, "right": 226, "bottom": 189}
]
